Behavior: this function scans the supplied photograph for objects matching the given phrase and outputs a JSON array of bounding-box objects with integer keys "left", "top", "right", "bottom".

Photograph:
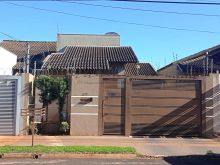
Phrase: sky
[{"left": 0, "top": 0, "right": 220, "bottom": 69}]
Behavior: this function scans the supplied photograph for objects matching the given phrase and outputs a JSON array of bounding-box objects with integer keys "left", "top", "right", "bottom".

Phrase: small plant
[{"left": 60, "top": 121, "right": 69, "bottom": 134}]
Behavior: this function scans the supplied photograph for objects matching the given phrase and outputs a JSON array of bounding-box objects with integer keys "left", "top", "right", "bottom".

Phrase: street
[{"left": 0, "top": 158, "right": 220, "bottom": 165}]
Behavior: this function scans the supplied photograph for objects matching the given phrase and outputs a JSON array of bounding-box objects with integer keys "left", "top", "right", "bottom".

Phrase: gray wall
[
  {"left": 57, "top": 34, "right": 120, "bottom": 51},
  {"left": 70, "top": 74, "right": 99, "bottom": 136},
  {"left": 158, "top": 64, "right": 178, "bottom": 76}
]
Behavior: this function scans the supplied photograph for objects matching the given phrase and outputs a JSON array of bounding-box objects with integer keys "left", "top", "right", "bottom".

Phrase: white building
[{"left": 0, "top": 44, "right": 17, "bottom": 75}]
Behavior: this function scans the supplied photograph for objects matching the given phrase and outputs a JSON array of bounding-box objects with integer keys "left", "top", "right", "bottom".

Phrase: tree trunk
[{"left": 46, "top": 104, "right": 48, "bottom": 122}]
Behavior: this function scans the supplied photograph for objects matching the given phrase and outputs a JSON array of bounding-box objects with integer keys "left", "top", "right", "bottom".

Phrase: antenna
[
  {"left": 57, "top": 24, "right": 60, "bottom": 34},
  {"left": 156, "top": 62, "right": 160, "bottom": 70},
  {"left": 173, "top": 52, "right": 175, "bottom": 62}
]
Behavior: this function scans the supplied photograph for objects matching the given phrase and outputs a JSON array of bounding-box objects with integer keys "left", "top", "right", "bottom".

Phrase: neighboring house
[
  {"left": 41, "top": 46, "right": 139, "bottom": 75},
  {"left": 158, "top": 44, "right": 220, "bottom": 76},
  {"left": 57, "top": 32, "right": 120, "bottom": 51},
  {"left": 0, "top": 40, "right": 56, "bottom": 75}
]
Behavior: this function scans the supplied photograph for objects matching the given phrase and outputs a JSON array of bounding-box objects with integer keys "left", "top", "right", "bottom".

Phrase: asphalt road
[{"left": 0, "top": 158, "right": 220, "bottom": 165}]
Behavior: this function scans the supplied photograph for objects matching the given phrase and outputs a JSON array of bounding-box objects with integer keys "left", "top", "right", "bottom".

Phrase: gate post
[
  {"left": 98, "top": 75, "right": 103, "bottom": 136},
  {"left": 125, "top": 77, "right": 131, "bottom": 136}
]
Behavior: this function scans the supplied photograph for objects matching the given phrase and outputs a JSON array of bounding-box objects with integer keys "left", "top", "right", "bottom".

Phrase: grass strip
[{"left": 0, "top": 145, "right": 136, "bottom": 154}]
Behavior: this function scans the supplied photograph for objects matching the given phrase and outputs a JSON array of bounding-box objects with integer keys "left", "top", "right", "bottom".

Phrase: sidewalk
[{"left": 0, "top": 136, "right": 220, "bottom": 156}]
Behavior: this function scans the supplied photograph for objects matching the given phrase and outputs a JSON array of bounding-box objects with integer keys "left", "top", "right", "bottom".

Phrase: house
[
  {"left": 0, "top": 40, "right": 56, "bottom": 75},
  {"left": 34, "top": 33, "right": 158, "bottom": 135},
  {"left": 38, "top": 33, "right": 157, "bottom": 76},
  {"left": 158, "top": 44, "right": 220, "bottom": 76}
]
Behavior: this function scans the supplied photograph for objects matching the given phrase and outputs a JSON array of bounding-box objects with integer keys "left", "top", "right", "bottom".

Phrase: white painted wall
[{"left": 0, "top": 47, "right": 17, "bottom": 75}]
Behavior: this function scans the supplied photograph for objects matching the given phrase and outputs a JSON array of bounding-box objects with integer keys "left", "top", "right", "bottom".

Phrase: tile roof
[
  {"left": 125, "top": 63, "right": 157, "bottom": 76},
  {"left": 0, "top": 40, "right": 56, "bottom": 58},
  {"left": 178, "top": 53, "right": 220, "bottom": 74},
  {"left": 158, "top": 44, "right": 220, "bottom": 71},
  {"left": 42, "top": 46, "right": 138, "bottom": 70}
]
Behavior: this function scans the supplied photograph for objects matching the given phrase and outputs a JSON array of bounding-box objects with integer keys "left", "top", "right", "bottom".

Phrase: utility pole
[
  {"left": 206, "top": 56, "right": 209, "bottom": 75},
  {"left": 34, "top": 61, "right": 36, "bottom": 76},
  {"left": 26, "top": 44, "right": 30, "bottom": 74},
  {"left": 211, "top": 59, "right": 214, "bottom": 74}
]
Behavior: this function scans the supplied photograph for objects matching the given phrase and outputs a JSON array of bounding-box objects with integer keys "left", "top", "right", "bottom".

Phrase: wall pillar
[
  {"left": 70, "top": 74, "right": 99, "bottom": 136},
  {"left": 125, "top": 77, "right": 131, "bottom": 136},
  {"left": 203, "top": 74, "right": 220, "bottom": 137}
]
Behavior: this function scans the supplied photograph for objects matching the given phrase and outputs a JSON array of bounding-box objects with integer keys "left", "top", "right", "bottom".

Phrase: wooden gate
[
  {"left": 102, "top": 78, "right": 125, "bottom": 135},
  {"left": 130, "top": 79, "right": 202, "bottom": 136},
  {"left": 100, "top": 76, "right": 202, "bottom": 137}
]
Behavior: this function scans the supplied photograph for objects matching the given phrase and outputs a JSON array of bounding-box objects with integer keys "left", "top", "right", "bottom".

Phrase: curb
[
  {"left": 0, "top": 153, "right": 138, "bottom": 159},
  {"left": 142, "top": 155, "right": 164, "bottom": 159}
]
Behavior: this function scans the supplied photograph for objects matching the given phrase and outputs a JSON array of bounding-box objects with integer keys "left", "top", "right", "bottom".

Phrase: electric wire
[
  {"left": 59, "top": 0, "right": 220, "bottom": 18},
  {"left": 2, "top": 2, "right": 219, "bottom": 34}
]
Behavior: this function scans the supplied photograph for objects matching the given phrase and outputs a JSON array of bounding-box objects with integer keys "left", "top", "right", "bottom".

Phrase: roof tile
[
  {"left": 125, "top": 63, "right": 157, "bottom": 76},
  {"left": 0, "top": 40, "right": 56, "bottom": 58},
  {"left": 42, "top": 46, "right": 138, "bottom": 71}
]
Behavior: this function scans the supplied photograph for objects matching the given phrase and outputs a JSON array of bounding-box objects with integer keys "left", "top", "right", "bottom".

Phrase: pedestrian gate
[{"left": 0, "top": 76, "right": 21, "bottom": 135}]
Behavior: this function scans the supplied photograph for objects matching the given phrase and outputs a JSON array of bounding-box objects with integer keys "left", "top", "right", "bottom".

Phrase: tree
[
  {"left": 35, "top": 75, "right": 69, "bottom": 122},
  {"left": 55, "top": 77, "right": 69, "bottom": 122},
  {"left": 35, "top": 75, "right": 58, "bottom": 121}
]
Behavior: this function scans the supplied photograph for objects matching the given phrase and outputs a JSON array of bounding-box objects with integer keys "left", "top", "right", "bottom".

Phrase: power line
[
  {"left": 2, "top": 2, "right": 219, "bottom": 34},
  {"left": 59, "top": 0, "right": 220, "bottom": 17},
  {"left": 0, "top": 32, "right": 17, "bottom": 40},
  {"left": 107, "top": 0, "right": 220, "bottom": 5}
]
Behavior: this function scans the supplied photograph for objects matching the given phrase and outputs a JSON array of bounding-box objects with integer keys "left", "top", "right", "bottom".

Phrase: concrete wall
[
  {"left": 158, "top": 64, "right": 178, "bottom": 76},
  {"left": 57, "top": 34, "right": 120, "bottom": 51},
  {"left": 203, "top": 73, "right": 220, "bottom": 137},
  {"left": 70, "top": 74, "right": 99, "bottom": 136},
  {"left": 35, "top": 88, "right": 59, "bottom": 123},
  {"left": 19, "top": 74, "right": 35, "bottom": 135},
  {"left": 0, "top": 47, "right": 17, "bottom": 75},
  {"left": 35, "top": 87, "right": 60, "bottom": 134}
]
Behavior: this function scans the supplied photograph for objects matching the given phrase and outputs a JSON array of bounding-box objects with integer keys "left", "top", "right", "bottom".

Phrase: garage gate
[
  {"left": 0, "top": 76, "right": 21, "bottom": 135},
  {"left": 101, "top": 77, "right": 202, "bottom": 137}
]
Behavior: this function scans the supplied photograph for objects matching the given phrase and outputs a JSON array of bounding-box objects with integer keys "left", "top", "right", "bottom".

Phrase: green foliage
[
  {"left": 0, "top": 145, "right": 136, "bottom": 154},
  {"left": 35, "top": 75, "right": 69, "bottom": 122},
  {"left": 55, "top": 77, "right": 69, "bottom": 115},
  {"left": 60, "top": 121, "right": 70, "bottom": 133},
  {"left": 35, "top": 75, "right": 58, "bottom": 108}
]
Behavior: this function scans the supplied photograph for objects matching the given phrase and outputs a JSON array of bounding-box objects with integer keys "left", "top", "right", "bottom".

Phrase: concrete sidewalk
[{"left": 0, "top": 136, "right": 220, "bottom": 156}]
